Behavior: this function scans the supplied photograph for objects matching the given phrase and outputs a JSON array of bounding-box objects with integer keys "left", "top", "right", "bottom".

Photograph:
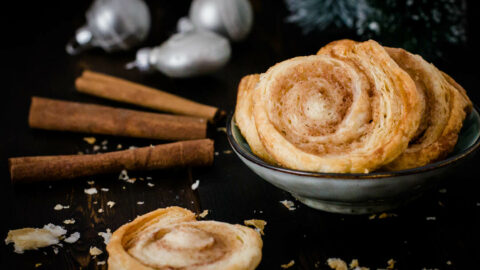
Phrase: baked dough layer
[
  {"left": 248, "top": 40, "right": 421, "bottom": 173},
  {"left": 107, "top": 207, "right": 262, "bottom": 270},
  {"left": 382, "top": 47, "right": 472, "bottom": 170},
  {"left": 235, "top": 74, "right": 276, "bottom": 163}
]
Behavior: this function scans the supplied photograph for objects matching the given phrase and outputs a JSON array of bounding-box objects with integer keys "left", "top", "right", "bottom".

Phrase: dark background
[{"left": 1, "top": 0, "right": 479, "bottom": 269}]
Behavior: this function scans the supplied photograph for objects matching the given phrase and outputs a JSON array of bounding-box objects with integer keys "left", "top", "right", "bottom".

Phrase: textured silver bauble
[
  {"left": 189, "top": 0, "right": 253, "bottom": 41},
  {"left": 66, "top": 0, "right": 151, "bottom": 55},
  {"left": 128, "top": 30, "right": 231, "bottom": 78}
]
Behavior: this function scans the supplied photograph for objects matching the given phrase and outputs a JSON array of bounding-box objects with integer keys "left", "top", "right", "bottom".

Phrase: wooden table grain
[{"left": 1, "top": 1, "right": 479, "bottom": 269}]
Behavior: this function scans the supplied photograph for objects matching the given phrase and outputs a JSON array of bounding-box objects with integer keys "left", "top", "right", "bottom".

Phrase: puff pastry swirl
[
  {"left": 381, "top": 47, "right": 472, "bottom": 170},
  {"left": 107, "top": 207, "right": 262, "bottom": 270},
  {"left": 243, "top": 40, "right": 421, "bottom": 173}
]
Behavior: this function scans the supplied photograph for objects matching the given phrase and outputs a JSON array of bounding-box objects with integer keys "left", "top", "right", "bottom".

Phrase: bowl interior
[{"left": 229, "top": 106, "right": 480, "bottom": 177}]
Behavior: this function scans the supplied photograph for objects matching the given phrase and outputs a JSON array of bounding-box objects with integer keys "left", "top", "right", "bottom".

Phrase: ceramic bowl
[{"left": 226, "top": 106, "right": 480, "bottom": 214}]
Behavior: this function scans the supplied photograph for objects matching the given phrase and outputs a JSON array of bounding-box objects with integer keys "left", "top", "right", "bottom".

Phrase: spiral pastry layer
[
  {"left": 246, "top": 40, "right": 421, "bottom": 173},
  {"left": 107, "top": 207, "right": 262, "bottom": 270},
  {"left": 235, "top": 74, "right": 276, "bottom": 163},
  {"left": 381, "top": 47, "right": 472, "bottom": 170}
]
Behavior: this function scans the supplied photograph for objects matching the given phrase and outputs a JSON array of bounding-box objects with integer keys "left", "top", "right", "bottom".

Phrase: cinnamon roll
[
  {"left": 107, "top": 207, "right": 262, "bottom": 270},
  {"left": 249, "top": 40, "right": 421, "bottom": 173}
]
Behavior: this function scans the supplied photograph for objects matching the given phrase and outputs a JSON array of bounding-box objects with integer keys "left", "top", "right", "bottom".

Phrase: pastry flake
[{"left": 5, "top": 224, "right": 66, "bottom": 254}]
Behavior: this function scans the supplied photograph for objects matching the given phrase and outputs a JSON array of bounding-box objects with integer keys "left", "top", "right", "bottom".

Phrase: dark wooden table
[{"left": 1, "top": 1, "right": 479, "bottom": 269}]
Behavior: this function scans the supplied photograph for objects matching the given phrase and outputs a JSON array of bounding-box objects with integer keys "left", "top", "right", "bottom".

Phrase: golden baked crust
[
  {"left": 248, "top": 40, "right": 420, "bottom": 173},
  {"left": 107, "top": 207, "right": 262, "bottom": 270},
  {"left": 382, "top": 47, "right": 472, "bottom": 170},
  {"left": 234, "top": 39, "right": 471, "bottom": 172},
  {"left": 235, "top": 75, "right": 276, "bottom": 163}
]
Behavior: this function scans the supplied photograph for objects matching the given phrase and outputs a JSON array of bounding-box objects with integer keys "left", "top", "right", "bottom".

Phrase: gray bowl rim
[{"left": 226, "top": 105, "right": 480, "bottom": 180}]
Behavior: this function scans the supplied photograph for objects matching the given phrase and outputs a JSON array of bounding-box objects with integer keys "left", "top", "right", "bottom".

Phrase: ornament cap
[
  {"left": 125, "top": 47, "right": 153, "bottom": 71},
  {"left": 66, "top": 26, "right": 94, "bottom": 55}
]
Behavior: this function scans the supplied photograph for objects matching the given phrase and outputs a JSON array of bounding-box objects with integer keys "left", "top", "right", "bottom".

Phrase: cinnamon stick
[
  {"left": 75, "top": 70, "right": 222, "bottom": 122},
  {"left": 29, "top": 97, "right": 207, "bottom": 140},
  {"left": 9, "top": 139, "right": 214, "bottom": 183}
]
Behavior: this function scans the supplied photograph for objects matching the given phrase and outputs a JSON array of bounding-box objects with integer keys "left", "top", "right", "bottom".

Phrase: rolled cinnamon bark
[
  {"left": 75, "top": 70, "right": 222, "bottom": 122},
  {"left": 29, "top": 97, "right": 207, "bottom": 140},
  {"left": 9, "top": 139, "right": 214, "bottom": 183}
]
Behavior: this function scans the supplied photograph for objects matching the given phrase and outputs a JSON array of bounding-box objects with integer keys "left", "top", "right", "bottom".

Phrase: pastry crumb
[
  {"left": 5, "top": 224, "right": 66, "bottom": 253},
  {"left": 280, "top": 200, "right": 296, "bottom": 211},
  {"left": 281, "top": 260, "right": 295, "bottom": 268},
  {"left": 107, "top": 201, "right": 115, "bottom": 208},
  {"left": 63, "top": 219, "right": 75, "bottom": 225},
  {"left": 101, "top": 140, "right": 108, "bottom": 146},
  {"left": 244, "top": 219, "right": 267, "bottom": 235},
  {"left": 64, "top": 232, "right": 80, "bottom": 244},
  {"left": 369, "top": 213, "right": 397, "bottom": 220},
  {"left": 191, "top": 180, "right": 200, "bottom": 190},
  {"left": 84, "top": 187, "right": 98, "bottom": 195},
  {"left": 214, "top": 151, "right": 219, "bottom": 156},
  {"left": 97, "top": 261, "right": 106, "bottom": 265},
  {"left": 93, "top": 145, "right": 101, "bottom": 152},
  {"left": 327, "top": 258, "right": 347, "bottom": 270},
  {"left": 53, "top": 204, "right": 69, "bottom": 211},
  {"left": 137, "top": 201, "right": 144, "bottom": 205},
  {"left": 98, "top": 208, "right": 104, "bottom": 213},
  {"left": 378, "top": 213, "right": 397, "bottom": 219},
  {"left": 89, "top": 246, "right": 103, "bottom": 256},
  {"left": 83, "top": 137, "right": 96, "bottom": 144},
  {"left": 350, "top": 259, "right": 359, "bottom": 268},
  {"left": 198, "top": 210, "right": 209, "bottom": 218},
  {"left": 87, "top": 180, "right": 95, "bottom": 185},
  {"left": 101, "top": 188, "right": 109, "bottom": 192},
  {"left": 35, "top": 263, "right": 42, "bottom": 268},
  {"left": 147, "top": 182, "right": 155, "bottom": 187},
  {"left": 223, "top": 150, "right": 232, "bottom": 154},
  {"left": 426, "top": 216, "right": 436, "bottom": 221},
  {"left": 119, "top": 169, "right": 135, "bottom": 183},
  {"left": 327, "top": 258, "right": 369, "bottom": 270},
  {"left": 387, "top": 259, "right": 396, "bottom": 269},
  {"left": 116, "top": 144, "right": 122, "bottom": 149},
  {"left": 98, "top": 229, "right": 112, "bottom": 245},
  {"left": 216, "top": 127, "right": 227, "bottom": 133}
]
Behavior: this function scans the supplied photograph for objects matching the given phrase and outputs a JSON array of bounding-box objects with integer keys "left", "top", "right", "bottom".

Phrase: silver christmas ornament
[
  {"left": 189, "top": 0, "right": 253, "bottom": 41},
  {"left": 66, "top": 0, "right": 151, "bottom": 55},
  {"left": 127, "top": 28, "right": 231, "bottom": 78}
]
